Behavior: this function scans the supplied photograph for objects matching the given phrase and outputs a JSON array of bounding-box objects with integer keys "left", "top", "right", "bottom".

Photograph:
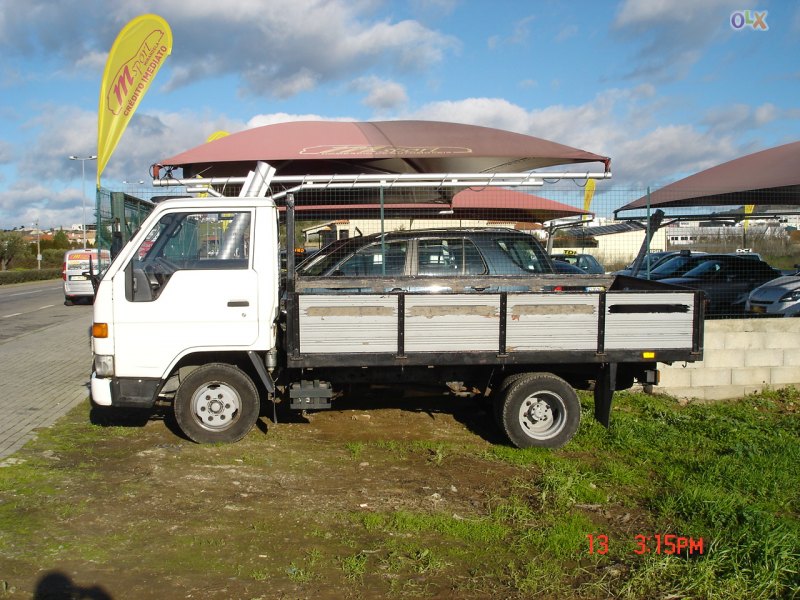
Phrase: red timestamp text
[{"left": 586, "top": 534, "right": 704, "bottom": 556}]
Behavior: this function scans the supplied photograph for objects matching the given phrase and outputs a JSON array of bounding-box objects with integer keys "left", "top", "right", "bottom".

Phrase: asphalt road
[
  {"left": 0, "top": 279, "right": 95, "bottom": 459},
  {"left": 0, "top": 279, "right": 92, "bottom": 342}
]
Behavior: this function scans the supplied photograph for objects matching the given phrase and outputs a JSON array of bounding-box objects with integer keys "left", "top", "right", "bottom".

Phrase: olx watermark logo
[{"left": 730, "top": 10, "right": 768, "bottom": 31}]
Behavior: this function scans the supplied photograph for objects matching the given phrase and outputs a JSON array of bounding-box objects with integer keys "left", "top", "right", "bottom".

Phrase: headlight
[
  {"left": 94, "top": 355, "right": 115, "bottom": 377},
  {"left": 779, "top": 290, "right": 800, "bottom": 302}
]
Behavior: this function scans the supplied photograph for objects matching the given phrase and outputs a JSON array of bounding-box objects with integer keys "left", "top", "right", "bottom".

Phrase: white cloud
[
  {"left": 0, "top": 181, "right": 88, "bottom": 230},
  {"left": 246, "top": 113, "right": 352, "bottom": 129},
  {"left": 409, "top": 89, "right": 743, "bottom": 188},
  {"left": 165, "top": 0, "right": 456, "bottom": 97},
  {"left": 613, "top": 0, "right": 741, "bottom": 81},
  {"left": 753, "top": 103, "right": 777, "bottom": 126},
  {"left": 488, "top": 15, "right": 535, "bottom": 49},
  {"left": 351, "top": 77, "right": 409, "bottom": 112},
  {"left": 702, "top": 102, "right": 780, "bottom": 135},
  {"left": 0, "top": 0, "right": 458, "bottom": 99},
  {"left": 0, "top": 140, "right": 14, "bottom": 164}
]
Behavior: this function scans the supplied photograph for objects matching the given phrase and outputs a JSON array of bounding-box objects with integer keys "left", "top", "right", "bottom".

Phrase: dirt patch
[{"left": 0, "top": 393, "right": 548, "bottom": 599}]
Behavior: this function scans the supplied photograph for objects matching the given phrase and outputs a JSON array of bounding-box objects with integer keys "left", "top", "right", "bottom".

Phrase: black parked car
[
  {"left": 644, "top": 252, "right": 763, "bottom": 281},
  {"left": 551, "top": 252, "right": 605, "bottom": 274},
  {"left": 299, "top": 228, "right": 553, "bottom": 276},
  {"left": 659, "top": 255, "right": 782, "bottom": 317},
  {"left": 551, "top": 260, "right": 587, "bottom": 274},
  {"left": 615, "top": 251, "right": 688, "bottom": 277},
  {"left": 297, "top": 227, "right": 605, "bottom": 292}
]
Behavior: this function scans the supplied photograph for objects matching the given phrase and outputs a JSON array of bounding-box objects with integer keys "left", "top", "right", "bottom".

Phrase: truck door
[{"left": 111, "top": 210, "right": 259, "bottom": 376}]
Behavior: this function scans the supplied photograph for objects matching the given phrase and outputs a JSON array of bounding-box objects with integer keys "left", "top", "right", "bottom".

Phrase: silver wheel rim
[
  {"left": 517, "top": 391, "right": 566, "bottom": 440},
  {"left": 191, "top": 382, "right": 241, "bottom": 431}
]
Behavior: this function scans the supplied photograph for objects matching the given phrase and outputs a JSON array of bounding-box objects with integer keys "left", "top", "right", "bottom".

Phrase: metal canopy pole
[{"left": 380, "top": 183, "right": 386, "bottom": 275}]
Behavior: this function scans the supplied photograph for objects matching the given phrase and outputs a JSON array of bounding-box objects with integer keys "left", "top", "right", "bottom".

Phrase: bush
[{"left": 0, "top": 268, "right": 62, "bottom": 285}]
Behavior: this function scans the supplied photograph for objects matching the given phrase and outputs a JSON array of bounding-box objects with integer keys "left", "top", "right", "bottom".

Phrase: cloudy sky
[{"left": 0, "top": 0, "right": 797, "bottom": 229}]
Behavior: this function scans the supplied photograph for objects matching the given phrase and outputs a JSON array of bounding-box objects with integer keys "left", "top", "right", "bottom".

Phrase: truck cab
[{"left": 91, "top": 198, "right": 280, "bottom": 431}]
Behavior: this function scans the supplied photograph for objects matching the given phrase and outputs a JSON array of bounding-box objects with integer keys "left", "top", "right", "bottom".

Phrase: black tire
[
  {"left": 492, "top": 373, "right": 528, "bottom": 427},
  {"left": 174, "top": 363, "right": 260, "bottom": 444},
  {"left": 499, "top": 372, "right": 580, "bottom": 449},
  {"left": 64, "top": 296, "right": 74, "bottom": 306}
]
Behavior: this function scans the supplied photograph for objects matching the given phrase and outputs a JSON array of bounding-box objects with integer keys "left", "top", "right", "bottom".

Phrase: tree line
[{"left": 0, "top": 230, "right": 85, "bottom": 271}]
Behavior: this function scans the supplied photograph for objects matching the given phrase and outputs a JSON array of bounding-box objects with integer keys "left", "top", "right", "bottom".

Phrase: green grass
[
  {"left": 484, "top": 387, "right": 800, "bottom": 599},
  {"left": 0, "top": 388, "right": 797, "bottom": 598}
]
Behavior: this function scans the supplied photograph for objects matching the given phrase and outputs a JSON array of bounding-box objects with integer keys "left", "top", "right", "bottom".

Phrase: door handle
[{"left": 227, "top": 300, "right": 249, "bottom": 307}]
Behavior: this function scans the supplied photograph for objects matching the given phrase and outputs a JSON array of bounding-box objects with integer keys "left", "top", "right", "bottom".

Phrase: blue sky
[{"left": 0, "top": 0, "right": 797, "bottom": 229}]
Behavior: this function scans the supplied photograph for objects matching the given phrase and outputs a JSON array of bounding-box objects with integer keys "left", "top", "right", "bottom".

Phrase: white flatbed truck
[{"left": 90, "top": 173, "right": 703, "bottom": 448}]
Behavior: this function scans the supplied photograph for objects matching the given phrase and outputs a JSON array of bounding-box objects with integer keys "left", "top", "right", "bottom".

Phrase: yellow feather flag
[
  {"left": 96, "top": 14, "right": 173, "bottom": 186},
  {"left": 195, "top": 132, "right": 231, "bottom": 197},
  {"left": 582, "top": 178, "right": 596, "bottom": 221},
  {"left": 207, "top": 130, "right": 230, "bottom": 142},
  {"left": 743, "top": 204, "right": 755, "bottom": 231}
]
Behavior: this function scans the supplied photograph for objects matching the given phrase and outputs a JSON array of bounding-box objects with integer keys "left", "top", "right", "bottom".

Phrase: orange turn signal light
[{"left": 92, "top": 323, "right": 109, "bottom": 338}]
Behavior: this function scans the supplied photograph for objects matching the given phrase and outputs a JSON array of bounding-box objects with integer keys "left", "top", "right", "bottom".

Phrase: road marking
[
  {"left": 7, "top": 287, "right": 58, "bottom": 297},
  {"left": 2, "top": 305, "right": 55, "bottom": 318}
]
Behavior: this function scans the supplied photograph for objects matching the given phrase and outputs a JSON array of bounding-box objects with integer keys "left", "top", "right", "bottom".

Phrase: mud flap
[{"left": 594, "top": 362, "right": 617, "bottom": 428}]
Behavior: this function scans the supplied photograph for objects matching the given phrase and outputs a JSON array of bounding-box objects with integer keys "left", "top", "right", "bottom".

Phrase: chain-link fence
[
  {"left": 99, "top": 181, "right": 800, "bottom": 319},
  {"left": 95, "top": 184, "right": 184, "bottom": 266}
]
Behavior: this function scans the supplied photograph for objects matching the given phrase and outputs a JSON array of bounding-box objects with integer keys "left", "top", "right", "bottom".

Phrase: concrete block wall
[{"left": 653, "top": 319, "right": 800, "bottom": 401}]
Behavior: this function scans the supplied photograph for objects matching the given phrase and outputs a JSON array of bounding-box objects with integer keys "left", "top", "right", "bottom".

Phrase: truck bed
[{"left": 285, "top": 275, "right": 703, "bottom": 368}]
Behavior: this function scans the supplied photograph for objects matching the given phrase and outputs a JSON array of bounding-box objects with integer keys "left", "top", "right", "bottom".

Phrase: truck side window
[{"left": 126, "top": 211, "right": 252, "bottom": 302}]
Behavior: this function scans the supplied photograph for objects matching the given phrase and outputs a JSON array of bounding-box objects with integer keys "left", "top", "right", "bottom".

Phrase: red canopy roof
[
  {"left": 156, "top": 120, "right": 610, "bottom": 179},
  {"left": 616, "top": 140, "right": 800, "bottom": 214}
]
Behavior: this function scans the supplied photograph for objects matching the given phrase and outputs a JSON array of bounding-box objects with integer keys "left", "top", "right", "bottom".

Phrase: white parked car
[
  {"left": 62, "top": 248, "right": 110, "bottom": 305},
  {"left": 745, "top": 275, "right": 800, "bottom": 317}
]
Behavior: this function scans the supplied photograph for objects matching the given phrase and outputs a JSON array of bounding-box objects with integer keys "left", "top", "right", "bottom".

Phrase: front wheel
[
  {"left": 499, "top": 373, "right": 580, "bottom": 449},
  {"left": 174, "top": 363, "right": 260, "bottom": 444}
]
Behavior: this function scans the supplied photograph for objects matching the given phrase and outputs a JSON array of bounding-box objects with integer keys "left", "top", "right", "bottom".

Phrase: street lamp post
[
  {"left": 35, "top": 220, "right": 41, "bottom": 270},
  {"left": 69, "top": 155, "right": 97, "bottom": 248}
]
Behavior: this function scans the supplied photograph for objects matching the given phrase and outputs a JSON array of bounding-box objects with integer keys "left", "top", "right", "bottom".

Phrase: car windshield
[
  {"left": 681, "top": 259, "right": 732, "bottom": 278},
  {"left": 494, "top": 236, "right": 551, "bottom": 273},
  {"left": 651, "top": 256, "right": 694, "bottom": 275},
  {"left": 298, "top": 238, "right": 364, "bottom": 276}
]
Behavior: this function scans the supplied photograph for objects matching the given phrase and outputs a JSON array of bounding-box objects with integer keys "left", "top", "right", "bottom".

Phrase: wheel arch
[{"left": 164, "top": 350, "right": 271, "bottom": 395}]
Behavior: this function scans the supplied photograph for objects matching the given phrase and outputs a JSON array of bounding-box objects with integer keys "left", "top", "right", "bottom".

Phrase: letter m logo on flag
[{"left": 112, "top": 65, "right": 135, "bottom": 110}]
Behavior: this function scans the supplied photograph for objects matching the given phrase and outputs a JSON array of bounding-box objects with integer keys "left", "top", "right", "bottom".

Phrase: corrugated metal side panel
[
  {"left": 405, "top": 295, "right": 500, "bottom": 352},
  {"left": 605, "top": 292, "right": 695, "bottom": 350},
  {"left": 299, "top": 295, "right": 397, "bottom": 353},
  {"left": 506, "top": 294, "right": 599, "bottom": 351}
]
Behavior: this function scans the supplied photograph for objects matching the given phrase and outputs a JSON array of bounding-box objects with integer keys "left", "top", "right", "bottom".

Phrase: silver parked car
[{"left": 745, "top": 275, "right": 800, "bottom": 317}]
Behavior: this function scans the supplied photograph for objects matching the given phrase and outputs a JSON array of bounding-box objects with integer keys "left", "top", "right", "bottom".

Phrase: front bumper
[
  {"left": 90, "top": 373, "right": 162, "bottom": 408},
  {"left": 91, "top": 372, "right": 113, "bottom": 406}
]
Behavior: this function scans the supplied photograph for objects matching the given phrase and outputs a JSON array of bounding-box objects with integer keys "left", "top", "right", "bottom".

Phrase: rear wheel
[
  {"left": 499, "top": 373, "right": 580, "bottom": 448},
  {"left": 174, "top": 363, "right": 260, "bottom": 443},
  {"left": 492, "top": 373, "right": 528, "bottom": 427}
]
